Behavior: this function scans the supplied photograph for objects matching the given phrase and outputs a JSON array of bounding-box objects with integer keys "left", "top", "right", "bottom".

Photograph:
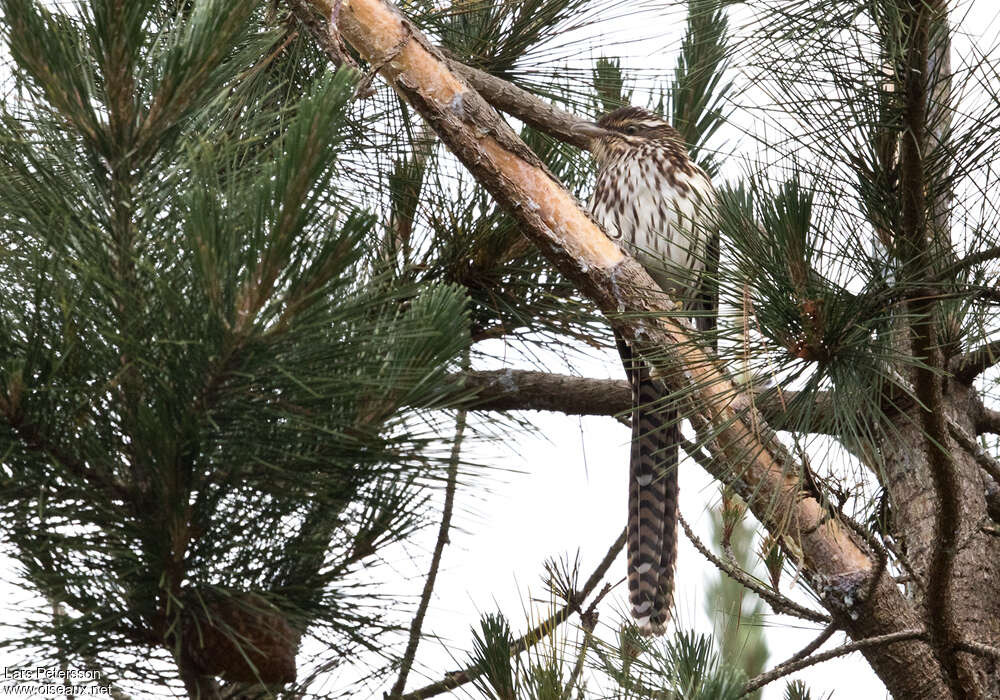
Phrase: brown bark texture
[{"left": 295, "top": 0, "right": 1000, "bottom": 697}]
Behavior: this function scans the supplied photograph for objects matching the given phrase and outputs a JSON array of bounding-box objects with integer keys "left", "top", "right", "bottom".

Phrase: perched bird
[{"left": 575, "top": 106, "right": 716, "bottom": 635}]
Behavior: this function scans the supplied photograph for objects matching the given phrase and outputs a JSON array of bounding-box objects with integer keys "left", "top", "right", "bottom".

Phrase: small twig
[
  {"left": 677, "top": 512, "right": 831, "bottom": 624},
  {"left": 781, "top": 622, "right": 838, "bottom": 669},
  {"left": 400, "top": 528, "right": 627, "bottom": 700},
  {"left": 741, "top": 629, "right": 927, "bottom": 696},
  {"left": 976, "top": 406, "right": 1000, "bottom": 436},
  {"left": 388, "top": 403, "right": 467, "bottom": 697}
]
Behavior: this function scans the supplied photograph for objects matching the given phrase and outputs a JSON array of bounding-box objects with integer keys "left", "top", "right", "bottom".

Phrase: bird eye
[{"left": 625, "top": 125, "right": 638, "bottom": 135}]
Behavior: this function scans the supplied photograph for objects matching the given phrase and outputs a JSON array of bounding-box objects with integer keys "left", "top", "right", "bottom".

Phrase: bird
[{"left": 575, "top": 106, "right": 716, "bottom": 635}]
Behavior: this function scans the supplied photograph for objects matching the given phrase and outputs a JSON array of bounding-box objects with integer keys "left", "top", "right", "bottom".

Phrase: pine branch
[
  {"left": 948, "top": 421, "right": 1000, "bottom": 489},
  {"left": 896, "top": 2, "right": 964, "bottom": 690},
  {"left": 454, "top": 369, "right": 838, "bottom": 434},
  {"left": 776, "top": 622, "right": 838, "bottom": 671},
  {"left": 461, "top": 369, "right": 630, "bottom": 417},
  {"left": 399, "top": 528, "right": 626, "bottom": 700},
  {"left": 976, "top": 407, "right": 1000, "bottom": 436},
  {"left": 388, "top": 404, "right": 467, "bottom": 697},
  {"left": 955, "top": 639, "right": 1000, "bottom": 661},
  {"left": 951, "top": 339, "right": 1000, "bottom": 384},
  {"left": 286, "top": 0, "right": 598, "bottom": 149},
  {"left": 446, "top": 58, "right": 592, "bottom": 150},
  {"left": 741, "top": 630, "right": 927, "bottom": 697},
  {"left": 0, "top": 403, "right": 129, "bottom": 501},
  {"left": 938, "top": 245, "right": 1000, "bottom": 282},
  {"left": 678, "top": 512, "right": 830, "bottom": 625}
]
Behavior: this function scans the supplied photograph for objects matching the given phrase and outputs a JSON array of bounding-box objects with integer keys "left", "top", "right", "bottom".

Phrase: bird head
[{"left": 574, "top": 107, "right": 685, "bottom": 164}]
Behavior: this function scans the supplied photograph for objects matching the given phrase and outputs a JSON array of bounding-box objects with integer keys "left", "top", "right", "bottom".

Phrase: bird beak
[{"left": 572, "top": 121, "right": 611, "bottom": 142}]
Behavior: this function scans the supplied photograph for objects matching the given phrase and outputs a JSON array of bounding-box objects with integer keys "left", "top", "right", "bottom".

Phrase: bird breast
[{"left": 590, "top": 147, "right": 713, "bottom": 301}]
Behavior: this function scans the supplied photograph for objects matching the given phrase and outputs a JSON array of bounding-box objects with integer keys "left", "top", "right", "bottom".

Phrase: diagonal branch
[
  {"left": 977, "top": 406, "right": 1000, "bottom": 436},
  {"left": 678, "top": 511, "right": 830, "bottom": 624},
  {"left": 1, "top": 403, "right": 129, "bottom": 501},
  {"left": 399, "top": 528, "right": 626, "bottom": 700},
  {"left": 294, "top": 1, "right": 939, "bottom": 695},
  {"left": 741, "top": 629, "right": 927, "bottom": 697},
  {"left": 446, "top": 59, "right": 592, "bottom": 149}
]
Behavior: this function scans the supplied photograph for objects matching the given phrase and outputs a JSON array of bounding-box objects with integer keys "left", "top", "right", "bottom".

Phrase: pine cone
[{"left": 183, "top": 591, "right": 298, "bottom": 684}]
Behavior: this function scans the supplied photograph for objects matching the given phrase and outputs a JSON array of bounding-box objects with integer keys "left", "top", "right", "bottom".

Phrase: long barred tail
[{"left": 617, "top": 336, "right": 680, "bottom": 636}]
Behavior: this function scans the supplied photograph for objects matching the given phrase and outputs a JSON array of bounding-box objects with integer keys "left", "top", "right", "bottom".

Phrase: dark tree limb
[
  {"left": 461, "top": 369, "right": 629, "bottom": 417},
  {"left": 956, "top": 639, "right": 1000, "bottom": 661},
  {"left": 952, "top": 339, "right": 1000, "bottom": 384},
  {"left": 975, "top": 406, "right": 1000, "bottom": 436},
  {"left": 950, "top": 421, "right": 1000, "bottom": 487},
  {"left": 446, "top": 59, "right": 593, "bottom": 150},
  {"left": 456, "top": 368, "right": 837, "bottom": 434},
  {"left": 896, "top": 1, "right": 964, "bottom": 692},
  {"left": 938, "top": 245, "right": 1000, "bottom": 282},
  {"left": 0, "top": 405, "right": 129, "bottom": 501}
]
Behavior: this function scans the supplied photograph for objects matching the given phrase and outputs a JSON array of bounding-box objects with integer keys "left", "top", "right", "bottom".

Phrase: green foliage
[
  {"left": 0, "top": 0, "right": 470, "bottom": 689},
  {"left": 668, "top": 0, "right": 733, "bottom": 176},
  {"left": 593, "top": 628, "right": 748, "bottom": 699},
  {"left": 784, "top": 678, "right": 832, "bottom": 700},
  {"left": 467, "top": 610, "right": 590, "bottom": 700},
  {"left": 471, "top": 613, "right": 518, "bottom": 699},
  {"left": 420, "top": 0, "right": 607, "bottom": 78},
  {"left": 714, "top": 173, "right": 908, "bottom": 446},
  {"left": 592, "top": 57, "right": 631, "bottom": 115},
  {"left": 706, "top": 490, "right": 769, "bottom": 698}
]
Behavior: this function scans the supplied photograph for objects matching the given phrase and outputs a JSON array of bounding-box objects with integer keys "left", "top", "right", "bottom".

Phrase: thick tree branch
[
  {"left": 951, "top": 339, "right": 1000, "bottom": 384},
  {"left": 296, "top": 1, "right": 940, "bottom": 695},
  {"left": 461, "top": 368, "right": 630, "bottom": 416},
  {"left": 897, "top": 2, "right": 965, "bottom": 692},
  {"left": 456, "top": 368, "right": 842, "bottom": 434},
  {"left": 977, "top": 407, "right": 1000, "bottom": 436}
]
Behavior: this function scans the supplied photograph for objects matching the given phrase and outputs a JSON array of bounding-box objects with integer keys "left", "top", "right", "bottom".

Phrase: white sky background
[{"left": 3, "top": 1, "right": 1000, "bottom": 699}]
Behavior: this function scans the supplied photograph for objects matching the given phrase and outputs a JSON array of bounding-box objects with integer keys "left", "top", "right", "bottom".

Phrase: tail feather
[{"left": 618, "top": 336, "right": 680, "bottom": 636}]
